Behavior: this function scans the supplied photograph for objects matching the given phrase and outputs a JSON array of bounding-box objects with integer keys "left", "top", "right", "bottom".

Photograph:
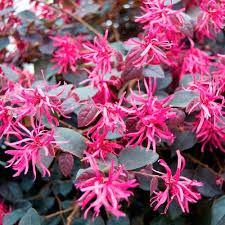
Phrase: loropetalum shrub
[{"left": 0, "top": 0, "right": 225, "bottom": 224}]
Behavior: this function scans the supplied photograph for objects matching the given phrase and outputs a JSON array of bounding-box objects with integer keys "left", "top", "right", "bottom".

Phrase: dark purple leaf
[
  {"left": 77, "top": 104, "right": 100, "bottom": 128},
  {"left": 121, "top": 66, "right": 142, "bottom": 82},
  {"left": 76, "top": 168, "right": 98, "bottom": 182},
  {"left": 150, "top": 177, "right": 158, "bottom": 195},
  {"left": 58, "top": 153, "right": 74, "bottom": 177}
]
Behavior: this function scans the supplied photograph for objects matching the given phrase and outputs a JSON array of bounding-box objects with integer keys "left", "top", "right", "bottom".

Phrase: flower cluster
[
  {"left": 75, "top": 153, "right": 138, "bottom": 219},
  {"left": 126, "top": 78, "right": 176, "bottom": 152},
  {"left": 150, "top": 150, "right": 203, "bottom": 213},
  {"left": 196, "top": 0, "right": 225, "bottom": 41},
  {"left": 0, "top": 70, "right": 71, "bottom": 179},
  {"left": 51, "top": 33, "right": 85, "bottom": 73},
  {"left": 4, "top": 0, "right": 225, "bottom": 222}
]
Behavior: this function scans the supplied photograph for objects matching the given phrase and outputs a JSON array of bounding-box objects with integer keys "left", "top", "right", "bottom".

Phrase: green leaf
[
  {"left": 107, "top": 215, "right": 130, "bottom": 225},
  {"left": 105, "top": 129, "right": 122, "bottom": 140},
  {"left": 45, "top": 63, "right": 59, "bottom": 79},
  {"left": 18, "top": 10, "right": 36, "bottom": 21},
  {"left": 59, "top": 181, "right": 73, "bottom": 196},
  {"left": 179, "top": 74, "right": 200, "bottom": 88},
  {"left": 211, "top": 195, "right": 225, "bottom": 225},
  {"left": 41, "top": 216, "right": 61, "bottom": 225},
  {"left": 48, "top": 84, "right": 74, "bottom": 99},
  {"left": 0, "top": 7, "right": 14, "bottom": 16},
  {"left": 73, "top": 87, "right": 98, "bottom": 101},
  {"left": 0, "top": 37, "right": 9, "bottom": 50},
  {"left": 54, "top": 127, "right": 87, "bottom": 158},
  {"left": 143, "top": 65, "right": 165, "bottom": 78},
  {"left": 3, "top": 209, "right": 26, "bottom": 225},
  {"left": 19, "top": 208, "right": 40, "bottom": 225},
  {"left": 165, "top": 90, "right": 199, "bottom": 108},
  {"left": 118, "top": 146, "right": 159, "bottom": 170},
  {"left": 165, "top": 0, "right": 181, "bottom": 5},
  {"left": 0, "top": 65, "right": 19, "bottom": 82},
  {"left": 171, "top": 130, "right": 197, "bottom": 153}
]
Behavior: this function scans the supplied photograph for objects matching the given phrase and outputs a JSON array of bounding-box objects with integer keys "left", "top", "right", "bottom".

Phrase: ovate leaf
[
  {"left": 58, "top": 153, "right": 74, "bottom": 177},
  {"left": 0, "top": 65, "right": 19, "bottom": 82},
  {"left": 54, "top": 127, "right": 87, "bottom": 158},
  {"left": 107, "top": 215, "right": 130, "bottom": 225},
  {"left": 165, "top": 90, "right": 199, "bottom": 108},
  {"left": 150, "top": 177, "right": 158, "bottom": 195},
  {"left": 211, "top": 195, "right": 225, "bottom": 225},
  {"left": 143, "top": 65, "right": 165, "bottom": 78},
  {"left": 0, "top": 37, "right": 9, "bottom": 50},
  {"left": 118, "top": 146, "right": 159, "bottom": 170},
  {"left": 3, "top": 209, "right": 26, "bottom": 225},
  {"left": 18, "top": 208, "right": 40, "bottom": 225},
  {"left": 78, "top": 104, "right": 100, "bottom": 128},
  {"left": 73, "top": 87, "right": 98, "bottom": 101}
]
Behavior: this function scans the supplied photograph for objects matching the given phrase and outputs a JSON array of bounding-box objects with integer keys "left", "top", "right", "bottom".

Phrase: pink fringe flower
[
  {"left": 150, "top": 150, "right": 203, "bottom": 213},
  {"left": 125, "top": 33, "right": 172, "bottom": 68},
  {"left": 126, "top": 78, "right": 176, "bottom": 152},
  {"left": 192, "top": 117, "right": 225, "bottom": 153},
  {"left": 0, "top": 101, "right": 15, "bottom": 139},
  {"left": 11, "top": 79, "right": 68, "bottom": 127},
  {"left": 135, "top": 0, "right": 185, "bottom": 34},
  {"left": 51, "top": 33, "right": 85, "bottom": 73},
  {"left": 181, "top": 39, "right": 211, "bottom": 78},
  {"left": 186, "top": 79, "right": 225, "bottom": 132},
  {"left": 82, "top": 30, "right": 116, "bottom": 78},
  {"left": 75, "top": 154, "right": 138, "bottom": 219},
  {"left": 5, "top": 123, "right": 64, "bottom": 180},
  {"left": 87, "top": 93, "right": 129, "bottom": 139},
  {"left": 86, "top": 137, "right": 123, "bottom": 159},
  {"left": 196, "top": 0, "right": 225, "bottom": 41}
]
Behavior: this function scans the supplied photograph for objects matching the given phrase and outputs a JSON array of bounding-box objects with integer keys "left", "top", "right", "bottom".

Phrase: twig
[
  {"left": 66, "top": 204, "right": 80, "bottom": 225},
  {"left": 55, "top": 195, "right": 66, "bottom": 225},
  {"left": 68, "top": 0, "right": 79, "bottom": 9},
  {"left": 50, "top": 4, "right": 101, "bottom": 36},
  {"left": 134, "top": 171, "right": 161, "bottom": 179},
  {"left": 45, "top": 207, "right": 73, "bottom": 220},
  {"left": 184, "top": 153, "right": 220, "bottom": 176},
  {"left": 112, "top": 25, "right": 120, "bottom": 41}
]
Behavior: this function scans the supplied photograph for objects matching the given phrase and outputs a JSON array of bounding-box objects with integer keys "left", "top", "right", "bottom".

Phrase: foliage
[{"left": 0, "top": 0, "right": 225, "bottom": 225}]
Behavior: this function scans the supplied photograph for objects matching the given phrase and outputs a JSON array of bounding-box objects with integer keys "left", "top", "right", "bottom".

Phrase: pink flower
[
  {"left": 125, "top": 33, "right": 172, "bottom": 68},
  {"left": 11, "top": 79, "right": 68, "bottom": 127},
  {"left": 150, "top": 150, "right": 203, "bottom": 213},
  {"left": 186, "top": 79, "right": 225, "bottom": 132},
  {"left": 82, "top": 30, "right": 116, "bottom": 77},
  {"left": 75, "top": 154, "right": 138, "bottom": 219},
  {"left": 86, "top": 137, "right": 123, "bottom": 159},
  {"left": 87, "top": 93, "right": 129, "bottom": 140},
  {"left": 11, "top": 65, "right": 36, "bottom": 88},
  {"left": 135, "top": 0, "right": 185, "bottom": 34},
  {"left": 126, "top": 78, "right": 176, "bottom": 152},
  {"left": 51, "top": 33, "right": 85, "bottom": 73},
  {"left": 181, "top": 39, "right": 211, "bottom": 78},
  {"left": 196, "top": 0, "right": 225, "bottom": 41},
  {"left": 5, "top": 123, "right": 62, "bottom": 180},
  {"left": 0, "top": 200, "right": 11, "bottom": 225},
  {"left": 192, "top": 117, "right": 225, "bottom": 153},
  {"left": 0, "top": 101, "right": 15, "bottom": 139}
]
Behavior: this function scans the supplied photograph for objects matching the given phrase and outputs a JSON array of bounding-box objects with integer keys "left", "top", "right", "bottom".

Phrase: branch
[
  {"left": 66, "top": 204, "right": 80, "bottom": 225},
  {"left": 45, "top": 207, "right": 73, "bottom": 220},
  {"left": 50, "top": 4, "right": 101, "bottom": 36},
  {"left": 184, "top": 153, "right": 220, "bottom": 176}
]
